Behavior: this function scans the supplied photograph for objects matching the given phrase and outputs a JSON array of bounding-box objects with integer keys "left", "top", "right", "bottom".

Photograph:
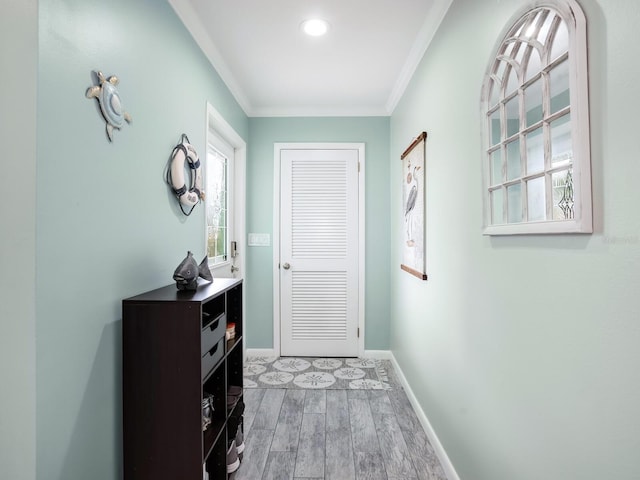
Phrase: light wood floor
[{"left": 233, "top": 373, "right": 447, "bottom": 479}]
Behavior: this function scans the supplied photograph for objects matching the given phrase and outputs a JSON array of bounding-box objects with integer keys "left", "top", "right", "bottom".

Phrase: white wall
[
  {"left": 0, "top": 1, "right": 37, "bottom": 479},
  {"left": 390, "top": 0, "right": 640, "bottom": 479}
]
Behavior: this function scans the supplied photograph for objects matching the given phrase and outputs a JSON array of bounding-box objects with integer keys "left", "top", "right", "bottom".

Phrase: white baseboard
[
  {"left": 362, "top": 349, "right": 393, "bottom": 359},
  {"left": 247, "top": 349, "right": 393, "bottom": 359},
  {"left": 245, "top": 348, "right": 277, "bottom": 359},
  {"left": 389, "top": 353, "right": 460, "bottom": 480}
]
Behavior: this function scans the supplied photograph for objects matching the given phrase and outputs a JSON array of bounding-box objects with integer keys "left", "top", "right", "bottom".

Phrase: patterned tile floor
[
  {"left": 233, "top": 358, "right": 447, "bottom": 480},
  {"left": 244, "top": 356, "right": 392, "bottom": 390}
]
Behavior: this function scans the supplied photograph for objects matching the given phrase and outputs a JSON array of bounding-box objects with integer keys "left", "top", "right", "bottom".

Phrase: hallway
[{"left": 235, "top": 363, "right": 447, "bottom": 479}]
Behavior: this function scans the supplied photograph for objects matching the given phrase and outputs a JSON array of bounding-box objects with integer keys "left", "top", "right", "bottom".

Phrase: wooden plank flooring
[{"left": 233, "top": 382, "right": 447, "bottom": 480}]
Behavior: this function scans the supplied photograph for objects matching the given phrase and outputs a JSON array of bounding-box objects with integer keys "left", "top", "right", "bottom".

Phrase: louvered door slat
[
  {"left": 292, "top": 271, "right": 347, "bottom": 340},
  {"left": 292, "top": 157, "right": 348, "bottom": 258}
]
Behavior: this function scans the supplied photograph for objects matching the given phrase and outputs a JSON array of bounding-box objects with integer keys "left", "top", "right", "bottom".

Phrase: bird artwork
[
  {"left": 400, "top": 131, "right": 427, "bottom": 280},
  {"left": 405, "top": 165, "right": 420, "bottom": 246}
]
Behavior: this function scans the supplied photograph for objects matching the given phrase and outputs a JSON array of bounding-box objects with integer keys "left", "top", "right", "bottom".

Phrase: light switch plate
[{"left": 248, "top": 233, "right": 270, "bottom": 247}]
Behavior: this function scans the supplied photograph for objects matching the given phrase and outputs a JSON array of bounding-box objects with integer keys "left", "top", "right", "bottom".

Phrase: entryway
[{"left": 273, "top": 144, "right": 365, "bottom": 357}]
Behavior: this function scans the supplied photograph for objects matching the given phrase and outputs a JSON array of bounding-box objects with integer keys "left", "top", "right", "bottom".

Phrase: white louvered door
[{"left": 280, "top": 148, "right": 359, "bottom": 357}]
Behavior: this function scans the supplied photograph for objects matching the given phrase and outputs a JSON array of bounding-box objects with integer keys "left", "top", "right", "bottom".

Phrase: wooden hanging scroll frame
[{"left": 400, "top": 132, "right": 428, "bottom": 280}]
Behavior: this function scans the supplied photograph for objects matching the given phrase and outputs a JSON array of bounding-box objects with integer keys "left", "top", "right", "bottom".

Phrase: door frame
[{"left": 273, "top": 142, "right": 365, "bottom": 357}]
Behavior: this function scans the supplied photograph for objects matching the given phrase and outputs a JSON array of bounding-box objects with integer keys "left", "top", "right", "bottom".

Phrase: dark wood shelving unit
[{"left": 123, "top": 278, "right": 243, "bottom": 480}]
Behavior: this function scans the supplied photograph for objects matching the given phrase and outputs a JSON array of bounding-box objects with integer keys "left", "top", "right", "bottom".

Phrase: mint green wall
[
  {"left": 0, "top": 1, "right": 37, "bottom": 479},
  {"left": 246, "top": 117, "right": 391, "bottom": 350},
  {"left": 390, "top": 1, "right": 640, "bottom": 479},
  {"left": 36, "top": 1, "right": 247, "bottom": 479}
]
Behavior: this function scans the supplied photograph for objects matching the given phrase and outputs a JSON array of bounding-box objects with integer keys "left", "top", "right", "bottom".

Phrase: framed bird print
[{"left": 401, "top": 132, "right": 428, "bottom": 280}]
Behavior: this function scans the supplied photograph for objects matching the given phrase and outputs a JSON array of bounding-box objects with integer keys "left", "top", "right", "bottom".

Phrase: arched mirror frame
[{"left": 481, "top": 0, "right": 592, "bottom": 235}]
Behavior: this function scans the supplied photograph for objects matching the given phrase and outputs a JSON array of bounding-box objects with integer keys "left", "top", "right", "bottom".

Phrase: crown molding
[
  {"left": 385, "top": 0, "right": 454, "bottom": 114},
  {"left": 248, "top": 105, "right": 390, "bottom": 118},
  {"left": 169, "top": 0, "right": 253, "bottom": 115}
]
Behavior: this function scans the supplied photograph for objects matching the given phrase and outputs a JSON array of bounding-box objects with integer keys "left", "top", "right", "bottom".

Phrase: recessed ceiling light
[{"left": 301, "top": 19, "right": 330, "bottom": 37}]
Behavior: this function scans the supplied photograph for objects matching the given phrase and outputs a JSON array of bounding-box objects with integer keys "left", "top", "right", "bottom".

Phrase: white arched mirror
[{"left": 481, "top": 0, "right": 592, "bottom": 234}]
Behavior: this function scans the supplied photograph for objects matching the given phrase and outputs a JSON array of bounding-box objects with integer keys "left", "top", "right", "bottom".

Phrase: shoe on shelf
[
  {"left": 235, "top": 425, "right": 244, "bottom": 460},
  {"left": 226, "top": 440, "right": 240, "bottom": 474},
  {"left": 227, "top": 398, "right": 245, "bottom": 419},
  {"left": 227, "top": 385, "right": 243, "bottom": 412},
  {"left": 227, "top": 415, "right": 239, "bottom": 439},
  {"left": 232, "top": 400, "right": 245, "bottom": 418},
  {"left": 227, "top": 395, "right": 238, "bottom": 411},
  {"left": 228, "top": 385, "right": 242, "bottom": 397}
]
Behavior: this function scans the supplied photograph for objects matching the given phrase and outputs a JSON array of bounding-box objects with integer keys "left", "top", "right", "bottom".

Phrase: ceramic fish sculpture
[{"left": 173, "top": 251, "right": 213, "bottom": 291}]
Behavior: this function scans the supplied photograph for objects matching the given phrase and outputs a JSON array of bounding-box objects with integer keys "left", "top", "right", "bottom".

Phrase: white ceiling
[{"left": 169, "top": 0, "right": 453, "bottom": 117}]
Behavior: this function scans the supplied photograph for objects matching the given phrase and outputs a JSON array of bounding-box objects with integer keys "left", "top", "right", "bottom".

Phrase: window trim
[
  {"left": 204, "top": 102, "right": 246, "bottom": 278},
  {"left": 481, "top": 0, "right": 592, "bottom": 235}
]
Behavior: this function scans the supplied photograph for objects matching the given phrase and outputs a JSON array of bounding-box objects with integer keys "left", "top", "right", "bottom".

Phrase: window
[
  {"left": 204, "top": 102, "right": 247, "bottom": 278},
  {"left": 205, "top": 132, "right": 233, "bottom": 265},
  {"left": 481, "top": 0, "right": 592, "bottom": 234}
]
